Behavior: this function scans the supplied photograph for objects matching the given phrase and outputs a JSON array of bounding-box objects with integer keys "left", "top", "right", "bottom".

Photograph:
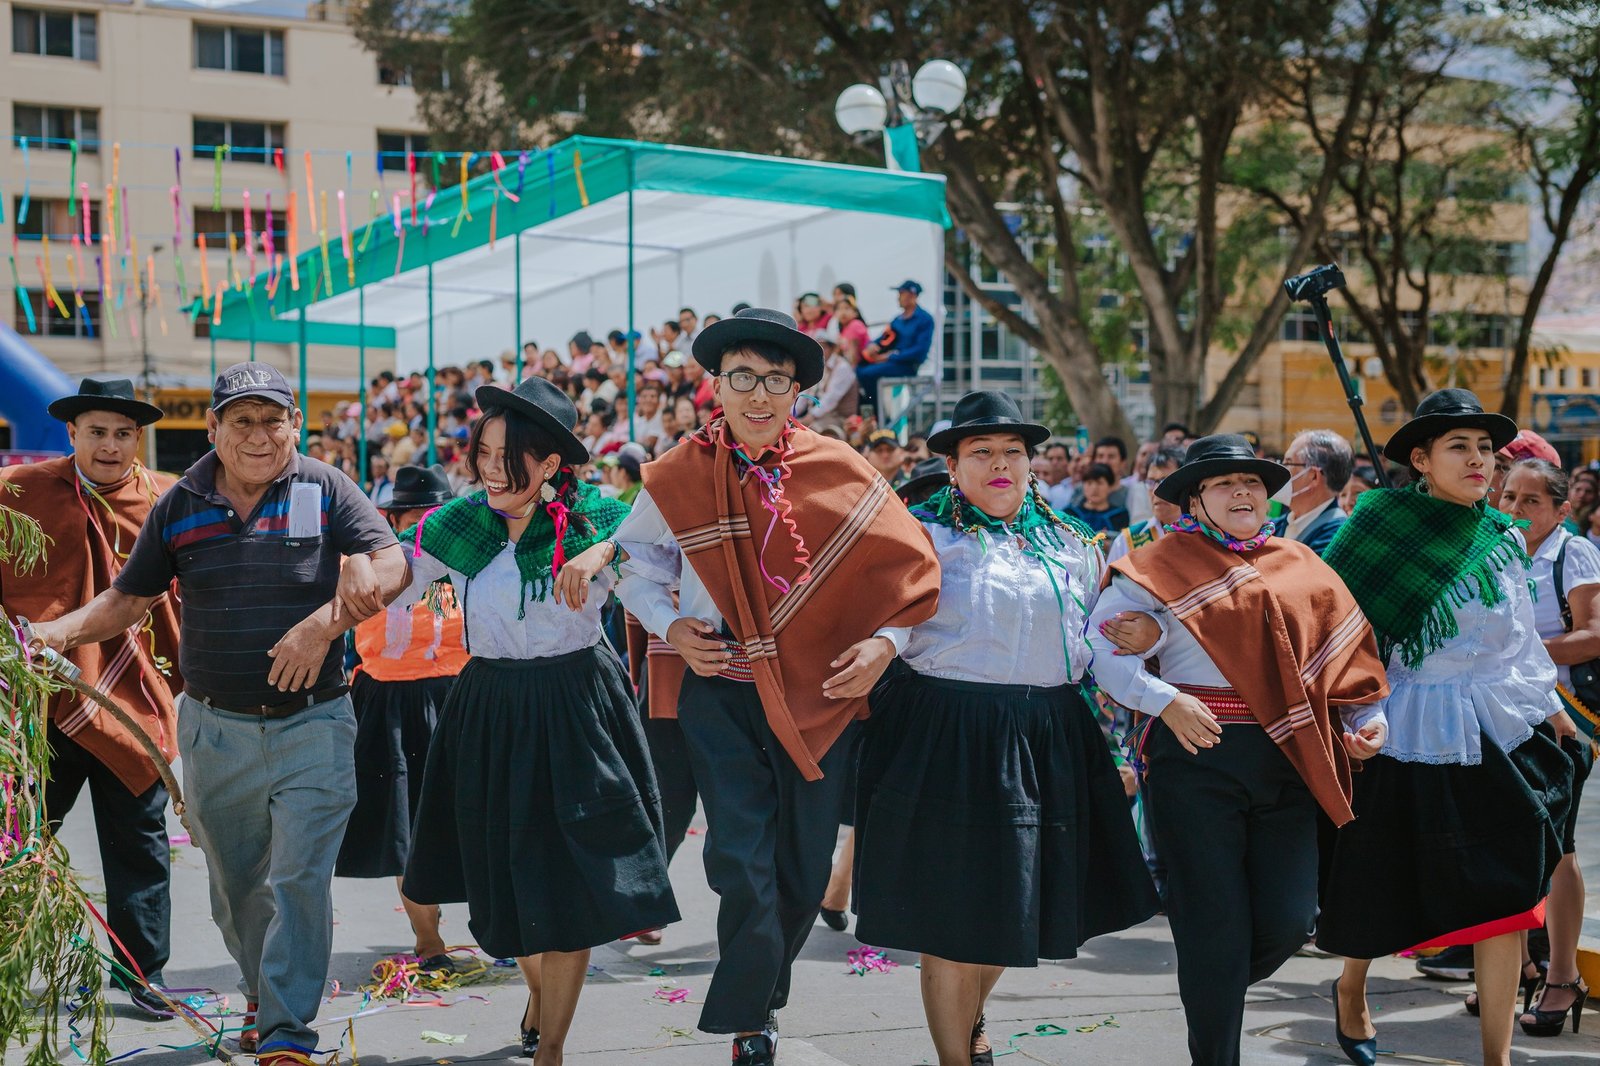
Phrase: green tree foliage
[{"left": 355, "top": 0, "right": 1402, "bottom": 438}]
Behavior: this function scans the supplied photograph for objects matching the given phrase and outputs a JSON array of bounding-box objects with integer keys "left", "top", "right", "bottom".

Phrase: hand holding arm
[
  {"left": 555, "top": 540, "right": 619, "bottom": 611},
  {"left": 822, "top": 635, "right": 897, "bottom": 700},
  {"left": 667, "top": 617, "right": 731, "bottom": 677},
  {"left": 1097, "top": 611, "right": 1163, "bottom": 657}
]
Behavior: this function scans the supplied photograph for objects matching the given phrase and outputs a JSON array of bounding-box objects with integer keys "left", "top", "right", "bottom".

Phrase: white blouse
[
  {"left": 396, "top": 541, "right": 611, "bottom": 660},
  {"left": 901, "top": 521, "right": 1102, "bottom": 688},
  {"left": 1379, "top": 533, "right": 1560, "bottom": 765},
  {"left": 1526, "top": 526, "right": 1600, "bottom": 691},
  {"left": 1085, "top": 572, "right": 1384, "bottom": 735}
]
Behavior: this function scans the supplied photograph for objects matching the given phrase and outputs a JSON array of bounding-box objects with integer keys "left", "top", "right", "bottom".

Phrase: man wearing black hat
[
  {"left": 858, "top": 279, "right": 935, "bottom": 410},
  {"left": 30, "top": 362, "right": 409, "bottom": 1065},
  {"left": 0, "top": 378, "right": 181, "bottom": 1017},
  {"left": 589, "top": 308, "right": 942, "bottom": 1065}
]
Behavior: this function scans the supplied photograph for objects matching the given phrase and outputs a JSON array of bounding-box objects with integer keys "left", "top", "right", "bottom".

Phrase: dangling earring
[
  {"left": 540, "top": 480, "right": 558, "bottom": 503},
  {"left": 1415, "top": 476, "right": 1431, "bottom": 496}
]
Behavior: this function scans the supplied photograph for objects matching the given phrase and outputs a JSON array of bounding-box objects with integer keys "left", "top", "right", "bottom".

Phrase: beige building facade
[{"left": 3, "top": 0, "right": 425, "bottom": 460}]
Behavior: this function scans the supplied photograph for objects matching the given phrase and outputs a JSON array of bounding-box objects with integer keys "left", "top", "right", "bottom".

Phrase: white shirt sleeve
[
  {"left": 1084, "top": 573, "right": 1180, "bottom": 716},
  {"left": 390, "top": 546, "right": 451, "bottom": 609},
  {"left": 814, "top": 358, "right": 857, "bottom": 417},
  {"left": 614, "top": 488, "right": 689, "bottom": 640},
  {"left": 1560, "top": 532, "right": 1600, "bottom": 592}
]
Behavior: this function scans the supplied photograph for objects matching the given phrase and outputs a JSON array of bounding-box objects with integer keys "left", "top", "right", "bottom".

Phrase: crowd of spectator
[{"left": 307, "top": 282, "right": 939, "bottom": 506}]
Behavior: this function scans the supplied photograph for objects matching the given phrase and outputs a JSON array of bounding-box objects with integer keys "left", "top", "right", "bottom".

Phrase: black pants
[
  {"left": 45, "top": 724, "right": 172, "bottom": 983},
  {"left": 677, "top": 672, "right": 851, "bottom": 1034},
  {"left": 1143, "top": 723, "right": 1317, "bottom": 1066},
  {"left": 636, "top": 658, "right": 700, "bottom": 861}
]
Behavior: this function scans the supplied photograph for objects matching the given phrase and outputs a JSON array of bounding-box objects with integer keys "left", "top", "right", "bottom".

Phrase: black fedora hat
[
  {"left": 475, "top": 378, "right": 588, "bottom": 466},
  {"left": 386, "top": 464, "right": 455, "bottom": 510},
  {"left": 48, "top": 377, "right": 163, "bottom": 426},
  {"left": 1155, "top": 433, "right": 1291, "bottom": 504},
  {"left": 895, "top": 456, "right": 950, "bottom": 505},
  {"left": 691, "top": 307, "right": 825, "bottom": 389},
  {"left": 925, "top": 390, "right": 1050, "bottom": 456},
  {"left": 1383, "top": 388, "right": 1517, "bottom": 467}
]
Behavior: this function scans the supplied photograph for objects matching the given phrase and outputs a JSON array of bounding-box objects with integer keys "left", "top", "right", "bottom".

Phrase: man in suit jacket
[{"left": 1274, "top": 429, "right": 1352, "bottom": 557}]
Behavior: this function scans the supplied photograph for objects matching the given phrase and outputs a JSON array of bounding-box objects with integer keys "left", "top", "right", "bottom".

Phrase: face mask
[{"left": 1274, "top": 466, "right": 1313, "bottom": 506}]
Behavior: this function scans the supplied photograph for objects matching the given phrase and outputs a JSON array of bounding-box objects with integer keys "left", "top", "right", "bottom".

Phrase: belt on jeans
[{"left": 186, "top": 685, "right": 349, "bottom": 719}]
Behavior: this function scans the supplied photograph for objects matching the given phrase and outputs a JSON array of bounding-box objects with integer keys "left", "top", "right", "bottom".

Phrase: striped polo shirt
[{"left": 115, "top": 450, "right": 395, "bottom": 709}]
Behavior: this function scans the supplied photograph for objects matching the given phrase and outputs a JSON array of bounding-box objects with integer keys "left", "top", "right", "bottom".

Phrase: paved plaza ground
[{"left": 19, "top": 785, "right": 1600, "bottom": 1065}]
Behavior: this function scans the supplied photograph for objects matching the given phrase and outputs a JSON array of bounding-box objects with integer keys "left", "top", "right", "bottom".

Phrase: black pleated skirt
[
  {"left": 1317, "top": 722, "right": 1572, "bottom": 959},
  {"left": 402, "top": 645, "right": 681, "bottom": 957},
  {"left": 336, "top": 672, "right": 454, "bottom": 878},
  {"left": 852, "top": 664, "right": 1159, "bottom": 967}
]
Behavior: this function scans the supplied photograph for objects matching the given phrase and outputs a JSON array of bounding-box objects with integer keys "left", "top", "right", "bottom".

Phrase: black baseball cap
[{"left": 212, "top": 362, "right": 295, "bottom": 412}]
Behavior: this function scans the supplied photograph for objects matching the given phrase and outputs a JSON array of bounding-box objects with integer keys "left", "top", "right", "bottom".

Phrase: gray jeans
[{"left": 177, "top": 692, "right": 356, "bottom": 1054}]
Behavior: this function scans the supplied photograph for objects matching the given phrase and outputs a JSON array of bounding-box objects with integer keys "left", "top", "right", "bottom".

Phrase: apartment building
[{"left": 3, "top": 0, "right": 428, "bottom": 464}]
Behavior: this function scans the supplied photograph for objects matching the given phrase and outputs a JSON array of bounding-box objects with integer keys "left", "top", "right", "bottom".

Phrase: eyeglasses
[
  {"left": 1280, "top": 459, "right": 1311, "bottom": 469},
  {"left": 721, "top": 370, "right": 796, "bottom": 394}
]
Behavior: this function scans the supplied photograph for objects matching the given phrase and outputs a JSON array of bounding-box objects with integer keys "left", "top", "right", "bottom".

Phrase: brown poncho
[
  {"left": 644, "top": 420, "right": 940, "bottom": 780},
  {"left": 1110, "top": 533, "right": 1389, "bottom": 825},
  {"left": 0, "top": 456, "right": 182, "bottom": 794}
]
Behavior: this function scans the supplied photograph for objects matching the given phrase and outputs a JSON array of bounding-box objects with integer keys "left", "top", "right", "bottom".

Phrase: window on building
[
  {"left": 1281, "top": 309, "right": 1320, "bottom": 342},
  {"left": 11, "top": 6, "right": 97, "bottom": 61},
  {"left": 192, "top": 206, "right": 285, "bottom": 247},
  {"left": 11, "top": 197, "right": 102, "bottom": 240},
  {"left": 12, "top": 103, "right": 99, "bottom": 152},
  {"left": 1560, "top": 367, "right": 1575, "bottom": 388},
  {"left": 194, "top": 24, "right": 284, "bottom": 76},
  {"left": 1537, "top": 367, "right": 1555, "bottom": 389},
  {"left": 1582, "top": 368, "right": 1596, "bottom": 390},
  {"left": 15, "top": 287, "right": 101, "bottom": 338},
  {"left": 376, "top": 130, "right": 431, "bottom": 166},
  {"left": 193, "top": 118, "right": 286, "bottom": 164},
  {"left": 378, "top": 64, "right": 412, "bottom": 87}
]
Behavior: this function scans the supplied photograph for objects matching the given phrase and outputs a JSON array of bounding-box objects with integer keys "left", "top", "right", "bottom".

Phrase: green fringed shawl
[
  {"left": 1323, "top": 486, "right": 1528, "bottom": 669},
  {"left": 416, "top": 475, "right": 629, "bottom": 617}
]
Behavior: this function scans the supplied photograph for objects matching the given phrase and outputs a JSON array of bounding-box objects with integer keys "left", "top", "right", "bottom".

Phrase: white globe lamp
[
  {"left": 912, "top": 59, "right": 967, "bottom": 114},
  {"left": 835, "top": 83, "right": 889, "bottom": 135}
]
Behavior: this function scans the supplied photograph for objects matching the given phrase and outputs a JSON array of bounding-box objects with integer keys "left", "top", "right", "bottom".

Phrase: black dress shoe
[
  {"left": 126, "top": 981, "right": 176, "bottom": 1019},
  {"left": 520, "top": 993, "right": 540, "bottom": 1057},
  {"left": 1331, "top": 979, "right": 1376, "bottom": 1066},
  {"left": 819, "top": 907, "right": 848, "bottom": 931}
]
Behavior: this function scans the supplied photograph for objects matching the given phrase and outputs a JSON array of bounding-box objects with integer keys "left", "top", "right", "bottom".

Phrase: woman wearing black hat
[
  {"left": 1087, "top": 434, "right": 1390, "bottom": 1066},
  {"left": 334, "top": 466, "right": 472, "bottom": 975},
  {"left": 852, "top": 390, "right": 1159, "bottom": 1066},
  {"left": 385, "top": 379, "right": 679, "bottom": 1062},
  {"left": 1318, "top": 389, "right": 1573, "bottom": 1066}
]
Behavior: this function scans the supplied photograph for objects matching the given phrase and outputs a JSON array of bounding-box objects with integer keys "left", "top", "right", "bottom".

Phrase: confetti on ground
[
  {"left": 420, "top": 1031, "right": 466, "bottom": 1045},
  {"left": 648, "top": 967, "right": 667, "bottom": 977},
  {"left": 846, "top": 946, "right": 898, "bottom": 976},
  {"left": 653, "top": 986, "right": 691, "bottom": 1004},
  {"left": 169, "top": 834, "right": 191, "bottom": 845},
  {"left": 993, "top": 1017, "right": 1120, "bottom": 1055},
  {"left": 363, "top": 948, "right": 492, "bottom": 1001}
]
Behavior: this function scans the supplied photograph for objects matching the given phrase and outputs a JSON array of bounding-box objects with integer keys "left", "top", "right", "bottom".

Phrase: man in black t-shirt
[{"left": 32, "top": 363, "right": 409, "bottom": 1065}]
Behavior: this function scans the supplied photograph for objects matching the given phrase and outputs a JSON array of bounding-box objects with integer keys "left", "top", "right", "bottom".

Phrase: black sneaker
[
  {"left": 1415, "top": 943, "right": 1475, "bottom": 981},
  {"left": 732, "top": 1033, "right": 775, "bottom": 1065}
]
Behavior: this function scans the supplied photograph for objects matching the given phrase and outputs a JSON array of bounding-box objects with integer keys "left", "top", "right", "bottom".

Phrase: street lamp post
[{"left": 834, "top": 58, "right": 968, "bottom": 169}]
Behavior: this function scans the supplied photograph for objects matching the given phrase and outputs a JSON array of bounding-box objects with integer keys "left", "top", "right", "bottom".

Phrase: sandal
[
  {"left": 1519, "top": 979, "right": 1588, "bottom": 1037},
  {"left": 520, "top": 993, "right": 540, "bottom": 1057},
  {"left": 1464, "top": 961, "right": 1541, "bottom": 1016},
  {"left": 237, "top": 999, "right": 259, "bottom": 1053},
  {"left": 970, "top": 1012, "right": 994, "bottom": 1065}
]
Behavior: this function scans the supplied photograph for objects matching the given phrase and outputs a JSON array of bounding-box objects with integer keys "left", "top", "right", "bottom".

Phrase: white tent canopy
[{"left": 224, "top": 137, "right": 952, "bottom": 381}]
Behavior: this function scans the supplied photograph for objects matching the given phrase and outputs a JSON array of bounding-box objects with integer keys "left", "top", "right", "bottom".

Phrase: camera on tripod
[{"left": 1283, "top": 263, "right": 1346, "bottom": 303}]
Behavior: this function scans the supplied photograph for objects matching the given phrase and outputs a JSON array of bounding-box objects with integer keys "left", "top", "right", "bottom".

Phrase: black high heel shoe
[
  {"left": 520, "top": 994, "right": 540, "bottom": 1057},
  {"left": 819, "top": 907, "right": 848, "bottom": 932},
  {"left": 1331, "top": 978, "right": 1377, "bottom": 1066},
  {"left": 1519, "top": 979, "right": 1588, "bottom": 1037},
  {"left": 1465, "top": 961, "right": 1542, "bottom": 1016}
]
